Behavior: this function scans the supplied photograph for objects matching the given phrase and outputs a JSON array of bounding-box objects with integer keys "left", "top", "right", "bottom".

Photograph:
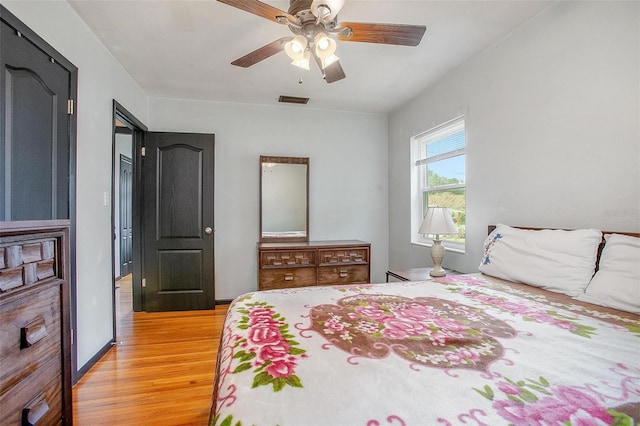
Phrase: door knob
[{"left": 205, "top": 227, "right": 213, "bottom": 235}]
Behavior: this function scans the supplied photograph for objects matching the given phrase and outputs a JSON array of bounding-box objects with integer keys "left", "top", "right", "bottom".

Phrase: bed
[{"left": 209, "top": 225, "right": 640, "bottom": 425}]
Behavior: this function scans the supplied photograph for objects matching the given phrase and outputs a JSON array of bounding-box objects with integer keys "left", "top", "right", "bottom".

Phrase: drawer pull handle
[
  {"left": 284, "top": 273, "right": 294, "bottom": 281},
  {"left": 339, "top": 269, "right": 348, "bottom": 278},
  {"left": 21, "top": 318, "right": 48, "bottom": 349},
  {"left": 22, "top": 392, "right": 49, "bottom": 425}
]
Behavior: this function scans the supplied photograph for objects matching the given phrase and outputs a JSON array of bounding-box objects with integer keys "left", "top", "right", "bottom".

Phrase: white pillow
[
  {"left": 479, "top": 224, "right": 602, "bottom": 296},
  {"left": 576, "top": 234, "right": 640, "bottom": 314}
]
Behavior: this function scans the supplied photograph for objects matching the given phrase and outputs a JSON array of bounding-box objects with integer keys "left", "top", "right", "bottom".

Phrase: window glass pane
[
  {"left": 427, "top": 155, "right": 465, "bottom": 188},
  {"left": 412, "top": 116, "right": 466, "bottom": 251},
  {"left": 426, "top": 131, "right": 464, "bottom": 158},
  {"left": 423, "top": 188, "right": 466, "bottom": 243}
]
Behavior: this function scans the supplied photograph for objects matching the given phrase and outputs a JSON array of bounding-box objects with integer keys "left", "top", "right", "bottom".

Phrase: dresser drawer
[
  {"left": 259, "top": 250, "right": 315, "bottom": 268},
  {"left": 259, "top": 267, "right": 316, "bottom": 290},
  {"left": 318, "top": 265, "right": 369, "bottom": 285},
  {"left": 0, "top": 356, "right": 63, "bottom": 426},
  {"left": 318, "top": 247, "right": 369, "bottom": 266},
  {"left": 0, "top": 283, "right": 61, "bottom": 397}
]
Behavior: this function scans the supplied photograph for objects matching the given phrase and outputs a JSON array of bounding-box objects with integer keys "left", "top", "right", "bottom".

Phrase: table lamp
[{"left": 419, "top": 207, "right": 458, "bottom": 277}]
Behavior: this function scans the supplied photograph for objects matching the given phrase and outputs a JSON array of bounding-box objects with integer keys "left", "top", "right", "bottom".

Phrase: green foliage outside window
[{"left": 424, "top": 169, "right": 466, "bottom": 243}]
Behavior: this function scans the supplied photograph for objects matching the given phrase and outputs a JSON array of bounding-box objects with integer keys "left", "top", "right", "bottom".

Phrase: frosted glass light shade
[
  {"left": 314, "top": 33, "right": 336, "bottom": 59},
  {"left": 285, "top": 35, "right": 308, "bottom": 61},
  {"left": 291, "top": 50, "right": 311, "bottom": 70},
  {"left": 310, "top": 0, "right": 345, "bottom": 21}
]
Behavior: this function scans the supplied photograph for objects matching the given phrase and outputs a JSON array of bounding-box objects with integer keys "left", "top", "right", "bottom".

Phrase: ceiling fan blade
[
  {"left": 323, "top": 60, "right": 346, "bottom": 83},
  {"left": 311, "top": 52, "right": 346, "bottom": 83},
  {"left": 217, "top": 0, "right": 294, "bottom": 24},
  {"left": 337, "top": 22, "right": 426, "bottom": 46},
  {"left": 231, "top": 37, "right": 291, "bottom": 67}
]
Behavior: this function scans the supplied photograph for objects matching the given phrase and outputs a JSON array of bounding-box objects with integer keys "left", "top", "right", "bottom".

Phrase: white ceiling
[{"left": 68, "top": 0, "right": 553, "bottom": 114}]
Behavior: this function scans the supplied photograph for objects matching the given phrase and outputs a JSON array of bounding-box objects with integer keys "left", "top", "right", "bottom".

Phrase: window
[{"left": 411, "top": 116, "right": 466, "bottom": 251}]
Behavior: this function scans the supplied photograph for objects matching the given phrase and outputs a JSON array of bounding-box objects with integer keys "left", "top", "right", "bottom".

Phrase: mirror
[{"left": 260, "top": 155, "right": 309, "bottom": 242}]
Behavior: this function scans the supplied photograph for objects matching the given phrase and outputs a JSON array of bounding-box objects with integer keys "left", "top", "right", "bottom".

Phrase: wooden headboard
[{"left": 487, "top": 225, "right": 640, "bottom": 239}]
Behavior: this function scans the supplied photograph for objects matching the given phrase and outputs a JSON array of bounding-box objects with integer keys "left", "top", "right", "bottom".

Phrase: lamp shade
[
  {"left": 285, "top": 35, "right": 308, "bottom": 61},
  {"left": 314, "top": 33, "right": 337, "bottom": 59},
  {"left": 419, "top": 207, "right": 458, "bottom": 236}
]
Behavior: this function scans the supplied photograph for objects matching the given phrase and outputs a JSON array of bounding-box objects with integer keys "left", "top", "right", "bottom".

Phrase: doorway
[
  {"left": 111, "top": 102, "right": 216, "bottom": 321},
  {"left": 114, "top": 130, "right": 133, "bottom": 280},
  {"left": 113, "top": 127, "right": 133, "bottom": 330},
  {"left": 112, "top": 101, "right": 146, "bottom": 338}
]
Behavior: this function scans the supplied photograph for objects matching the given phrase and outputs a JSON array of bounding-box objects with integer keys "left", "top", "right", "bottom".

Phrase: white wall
[
  {"left": 388, "top": 1, "right": 640, "bottom": 274},
  {"left": 149, "top": 98, "right": 389, "bottom": 299},
  {"left": 1, "top": 1, "right": 149, "bottom": 370}
]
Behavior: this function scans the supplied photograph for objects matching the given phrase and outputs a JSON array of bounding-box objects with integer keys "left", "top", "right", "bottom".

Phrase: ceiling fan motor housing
[
  {"left": 288, "top": 0, "right": 315, "bottom": 17},
  {"left": 286, "top": 0, "right": 342, "bottom": 47}
]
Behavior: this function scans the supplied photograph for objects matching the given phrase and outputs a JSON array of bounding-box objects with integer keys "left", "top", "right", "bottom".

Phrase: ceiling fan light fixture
[
  {"left": 314, "top": 33, "right": 336, "bottom": 59},
  {"left": 310, "top": 0, "right": 345, "bottom": 22},
  {"left": 218, "top": 0, "right": 426, "bottom": 84},
  {"left": 284, "top": 35, "right": 308, "bottom": 61},
  {"left": 291, "top": 50, "right": 311, "bottom": 70},
  {"left": 321, "top": 53, "right": 339, "bottom": 69}
]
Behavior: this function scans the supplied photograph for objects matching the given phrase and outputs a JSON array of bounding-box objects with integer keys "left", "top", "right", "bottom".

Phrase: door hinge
[
  {"left": 70, "top": 329, "right": 74, "bottom": 345},
  {"left": 141, "top": 147, "right": 146, "bottom": 157},
  {"left": 142, "top": 278, "right": 146, "bottom": 288},
  {"left": 67, "top": 99, "right": 74, "bottom": 115}
]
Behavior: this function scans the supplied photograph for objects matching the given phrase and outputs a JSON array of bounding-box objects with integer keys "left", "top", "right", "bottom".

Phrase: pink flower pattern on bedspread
[
  {"left": 228, "top": 300, "right": 307, "bottom": 392},
  {"left": 472, "top": 371, "right": 640, "bottom": 425},
  {"left": 308, "top": 294, "right": 516, "bottom": 371},
  {"left": 210, "top": 275, "right": 640, "bottom": 426}
]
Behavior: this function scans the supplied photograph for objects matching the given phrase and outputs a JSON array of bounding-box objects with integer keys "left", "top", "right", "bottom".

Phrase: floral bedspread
[{"left": 209, "top": 274, "right": 640, "bottom": 426}]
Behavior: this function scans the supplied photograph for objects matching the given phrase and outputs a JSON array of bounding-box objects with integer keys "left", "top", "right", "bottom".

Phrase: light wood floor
[{"left": 72, "top": 276, "right": 228, "bottom": 425}]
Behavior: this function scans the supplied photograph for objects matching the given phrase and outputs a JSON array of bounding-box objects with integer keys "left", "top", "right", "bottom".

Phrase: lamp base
[
  {"left": 429, "top": 266, "right": 447, "bottom": 277},
  {"left": 429, "top": 239, "right": 447, "bottom": 277}
]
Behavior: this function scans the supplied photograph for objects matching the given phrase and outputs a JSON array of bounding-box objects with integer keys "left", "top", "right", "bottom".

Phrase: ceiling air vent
[{"left": 278, "top": 95, "right": 309, "bottom": 105}]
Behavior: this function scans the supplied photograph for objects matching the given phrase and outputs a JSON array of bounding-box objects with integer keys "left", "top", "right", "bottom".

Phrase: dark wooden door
[
  {"left": 0, "top": 16, "right": 72, "bottom": 220},
  {"left": 142, "top": 132, "right": 215, "bottom": 311},
  {"left": 119, "top": 155, "right": 133, "bottom": 277}
]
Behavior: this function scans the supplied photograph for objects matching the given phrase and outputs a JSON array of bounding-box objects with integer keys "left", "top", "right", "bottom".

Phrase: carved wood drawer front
[
  {"left": 318, "top": 265, "right": 370, "bottom": 285},
  {"left": 1, "top": 222, "right": 71, "bottom": 425},
  {"left": 0, "top": 239, "right": 57, "bottom": 292},
  {"left": 0, "top": 282, "right": 61, "bottom": 398},
  {"left": 318, "top": 247, "right": 369, "bottom": 266},
  {"left": 0, "top": 356, "right": 63, "bottom": 426},
  {"left": 260, "top": 250, "right": 316, "bottom": 268},
  {"left": 259, "top": 267, "right": 317, "bottom": 290},
  {"left": 257, "top": 241, "right": 370, "bottom": 290}
]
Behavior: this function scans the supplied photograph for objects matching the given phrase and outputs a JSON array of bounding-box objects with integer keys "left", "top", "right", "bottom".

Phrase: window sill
[{"left": 411, "top": 240, "right": 466, "bottom": 254}]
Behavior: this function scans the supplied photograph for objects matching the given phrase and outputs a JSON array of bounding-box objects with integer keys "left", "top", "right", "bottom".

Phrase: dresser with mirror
[{"left": 257, "top": 156, "right": 370, "bottom": 290}]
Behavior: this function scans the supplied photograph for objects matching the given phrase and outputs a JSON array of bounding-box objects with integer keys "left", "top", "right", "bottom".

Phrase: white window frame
[{"left": 411, "top": 116, "right": 466, "bottom": 253}]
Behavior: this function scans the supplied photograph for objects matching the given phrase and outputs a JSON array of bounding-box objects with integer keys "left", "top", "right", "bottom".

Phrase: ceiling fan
[{"left": 218, "top": 0, "right": 426, "bottom": 83}]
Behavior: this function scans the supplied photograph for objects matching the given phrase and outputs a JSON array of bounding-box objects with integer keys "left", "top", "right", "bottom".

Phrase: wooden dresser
[
  {"left": 258, "top": 240, "right": 370, "bottom": 290},
  {"left": 0, "top": 221, "right": 72, "bottom": 425}
]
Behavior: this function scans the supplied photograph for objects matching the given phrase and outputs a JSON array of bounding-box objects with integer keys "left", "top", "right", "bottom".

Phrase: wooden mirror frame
[{"left": 259, "top": 155, "right": 309, "bottom": 243}]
